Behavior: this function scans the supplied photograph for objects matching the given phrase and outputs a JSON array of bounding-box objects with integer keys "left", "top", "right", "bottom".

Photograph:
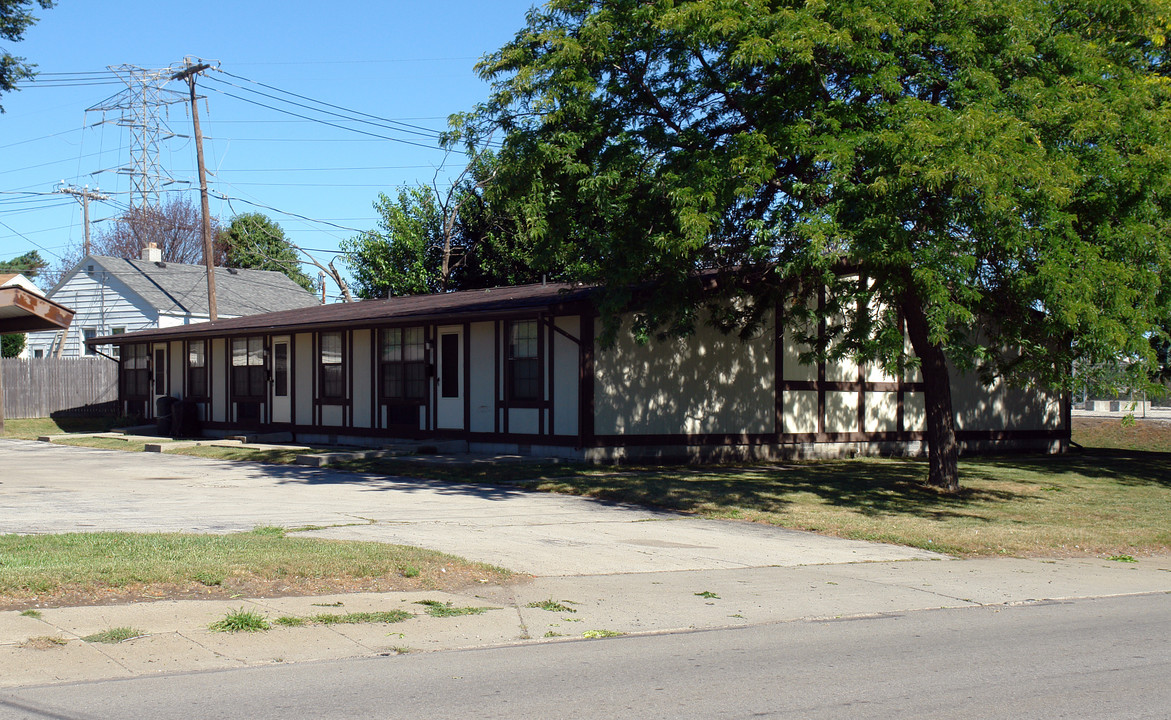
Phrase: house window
[
  {"left": 153, "top": 348, "right": 166, "bottom": 395},
  {"left": 319, "top": 332, "right": 345, "bottom": 400},
  {"left": 187, "top": 340, "right": 207, "bottom": 399},
  {"left": 380, "top": 327, "right": 426, "bottom": 401},
  {"left": 82, "top": 327, "right": 97, "bottom": 356},
  {"left": 111, "top": 328, "right": 125, "bottom": 359},
  {"left": 440, "top": 333, "right": 459, "bottom": 398},
  {"left": 508, "top": 319, "right": 541, "bottom": 402},
  {"left": 121, "top": 344, "right": 150, "bottom": 398},
  {"left": 33, "top": 349, "right": 44, "bottom": 359},
  {"left": 231, "top": 336, "right": 267, "bottom": 398}
]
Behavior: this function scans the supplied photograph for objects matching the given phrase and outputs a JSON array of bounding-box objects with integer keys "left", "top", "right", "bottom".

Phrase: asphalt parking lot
[{"left": 0, "top": 439, "right": 941, "bottom": 575}]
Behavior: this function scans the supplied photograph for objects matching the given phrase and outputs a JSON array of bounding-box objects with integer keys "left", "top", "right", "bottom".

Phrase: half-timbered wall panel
[
  {"left": 594, "top": 313, "right": 774, "bottom": 436},
  {"left": 468, "top": 321, "right": 495, "bottom": 433},
  {"left": 552, "top": 315, "right": 580, "bottom": 437},
  {"left": 351, "top": 329, "right": 373, "bottom": 428},
  {"left": 294, "top": 332, "right": 314, "bottom": 425}
]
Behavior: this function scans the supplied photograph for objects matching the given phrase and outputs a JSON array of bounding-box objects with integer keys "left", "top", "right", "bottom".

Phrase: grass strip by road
[{"left": 0, "top": 527, "right": 510, "bottom": 606}]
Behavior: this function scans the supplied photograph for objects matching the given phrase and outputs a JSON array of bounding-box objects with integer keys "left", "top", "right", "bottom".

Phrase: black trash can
[
  {"left": 171, "top": 399, "right": 200, "bottom": 438},
  {"left": 155, "top": 396, "right": 176, "bottom": 437}
]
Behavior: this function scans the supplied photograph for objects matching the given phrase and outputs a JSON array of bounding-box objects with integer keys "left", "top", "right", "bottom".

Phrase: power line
[
  {"left": 206, "top": 86, "right": 451, "bottom": 152},
  {"left": 215, "top": 70, "right": 452, "bottom": 139}
]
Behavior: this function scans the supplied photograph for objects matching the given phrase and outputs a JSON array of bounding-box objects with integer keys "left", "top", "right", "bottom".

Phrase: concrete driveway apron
[{"left": 0, "top": 440, "right": 941, "bottom": 575}]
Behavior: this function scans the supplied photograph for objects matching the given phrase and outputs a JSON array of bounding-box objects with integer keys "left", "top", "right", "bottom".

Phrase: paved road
[
  {"left": 0, "top": 440, "right": 940, "bottom": 575},
  {"left": 4, "top": 594, "right": 1167, "bottom": 719}
]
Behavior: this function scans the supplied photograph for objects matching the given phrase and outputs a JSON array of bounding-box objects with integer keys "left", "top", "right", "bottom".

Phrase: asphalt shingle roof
[{"left": 83, "top": 256, "right": 318, "bottom": 317}]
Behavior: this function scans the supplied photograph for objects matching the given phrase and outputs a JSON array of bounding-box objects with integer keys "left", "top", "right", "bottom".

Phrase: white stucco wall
[
  {"left": 351, "top": 329, "right": 372, "bottom": 428},
  {"left": 294, "top": 332, "right": 314, "bottom": 425},
  {"left": 594, "top": 313, "right": 774, "bottom": 436},
  {"left": 551, "top": 316, "right": 580, "bottom": 437},
  {"left": 468, "top": 321, "right": 495, "bottom": 433}
]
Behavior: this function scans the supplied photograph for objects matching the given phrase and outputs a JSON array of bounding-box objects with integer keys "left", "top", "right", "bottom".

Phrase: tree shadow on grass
[
  {"left": 543, "top": 459, "right": 1021, "bottom": 522},
  {"left": 966, "top": 449, "right": 1171, "bottom": 489}
]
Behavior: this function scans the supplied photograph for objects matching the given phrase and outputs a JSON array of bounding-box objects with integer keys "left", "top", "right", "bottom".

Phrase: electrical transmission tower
[{"left": 87, "top": 65, "right": 188, "bottom": 208}]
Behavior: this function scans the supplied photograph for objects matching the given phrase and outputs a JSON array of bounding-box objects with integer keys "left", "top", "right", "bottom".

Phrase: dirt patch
[{"left": 0, "top": 568, "right": 531, "bottom": 612}]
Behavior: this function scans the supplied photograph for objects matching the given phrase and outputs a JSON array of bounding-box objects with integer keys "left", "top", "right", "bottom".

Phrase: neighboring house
[
  {"left": 90, "top": 280, "right": 1069, "bottom": 461},
  {"left": 0, "top": 273, "right": 47, "bottom": 358},
  {"left": 28, "top": 245, "right": 319, "bottom": 359},
  {"left": 0, "top": 273, "right": 44, "bottom": 296}
]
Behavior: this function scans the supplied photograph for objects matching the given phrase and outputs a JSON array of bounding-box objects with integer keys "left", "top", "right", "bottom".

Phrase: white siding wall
[{"left": 27, "top": 265, "right": 157, "bottom": 358}]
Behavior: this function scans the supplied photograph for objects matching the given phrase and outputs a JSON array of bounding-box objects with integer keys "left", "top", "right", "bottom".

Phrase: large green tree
[
  {"left": 342, "top": 154, "right": 567, "bottom": 299},
  {"left": 0, "top": 0, "right": 52, "bottom": 111},
  {"left": 463, "top": 0, "right": 1171, "bottom": 490},
  {"left": 219, "top": 213, "right": 316, "bottom": 293}
]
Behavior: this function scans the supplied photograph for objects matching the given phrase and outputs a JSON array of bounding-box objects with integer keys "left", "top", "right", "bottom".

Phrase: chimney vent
[{"left": 141, "top": 243, "right": 162, "bottom": 263}]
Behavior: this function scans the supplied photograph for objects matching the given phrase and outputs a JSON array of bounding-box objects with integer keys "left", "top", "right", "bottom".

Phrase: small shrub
[
  {"left": 401, "top": 565, "right": 420, "bottom": 578},
  {"left": 209, "top": 607, "right": 270, "bottom": 633}
]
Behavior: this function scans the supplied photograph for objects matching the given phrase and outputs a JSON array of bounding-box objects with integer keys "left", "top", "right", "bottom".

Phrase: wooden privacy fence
[{"left": 1, "top": 357, "right": 118, "bottom": 419}]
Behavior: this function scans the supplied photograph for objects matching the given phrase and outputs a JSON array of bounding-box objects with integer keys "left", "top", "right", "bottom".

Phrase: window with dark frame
[
  {"left": 121, "top": 344, "right": 150, "bottom": 398},
  {"left": 82, "top": 327, "right": 97, "bottom": 356},
  {"left": 319, "top": 332, "right": 345, "bottom": 400},
  {"left": 187, "top": 340, "right": 207, "bottom": 398},
  {"left": 380, "top": 327, "right": 426, "bottom": 401},
  {"left": 274, "top": 343, "right": 288, "bottom": 397},
  {"left": 153, "top": 348, "right": 166, "bottom": 395},
  {"left": 231, "top": 336, "right": 267, "bottom": 398},
  {"left": 508, "top": 319, "right": 541, "bottom": 402},
  {"left": 440, "top": 333, "right": 459, "bottom": 398}
]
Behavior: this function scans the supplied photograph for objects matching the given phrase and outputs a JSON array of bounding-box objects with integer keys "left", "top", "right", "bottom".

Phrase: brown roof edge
[
  {"left": 0, "top": 286, "right": 75, "bottom": 333},
  {"left": 88, "top": 281, "right": 598, "bottom": 347}
]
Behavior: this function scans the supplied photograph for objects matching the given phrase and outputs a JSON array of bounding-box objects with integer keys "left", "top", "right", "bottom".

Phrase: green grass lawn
[
  {"left": 0, "top": 527, "right": 509, "bottom": 603},
  {"left": 0, "top": 416, "right": 126, "bottom": 439}
]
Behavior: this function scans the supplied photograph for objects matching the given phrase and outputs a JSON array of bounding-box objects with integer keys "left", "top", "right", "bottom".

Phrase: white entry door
[
  {"left": 436, "top": 326, "right": 463, "bottom": 430},
  {"left": 150, "top": 342, "right": 169, "bottom": 417},
  {"left": 271, "top": 336, "right": 291, "bottom": 424}
]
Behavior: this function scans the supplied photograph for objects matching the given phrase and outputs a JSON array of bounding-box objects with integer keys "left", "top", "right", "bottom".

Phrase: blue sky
[{"left": 1, "top": 0, "right": 538, "bottom": 299}]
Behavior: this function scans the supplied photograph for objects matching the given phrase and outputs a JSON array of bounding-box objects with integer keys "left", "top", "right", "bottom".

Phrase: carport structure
[{"left": 0, "top": 285, "right": 74, "bottom": 432}]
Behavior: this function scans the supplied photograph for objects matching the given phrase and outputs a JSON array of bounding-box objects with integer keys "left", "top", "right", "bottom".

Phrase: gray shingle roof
[{"left": 85, "top": 256, "right": 318, "bottom": 317}]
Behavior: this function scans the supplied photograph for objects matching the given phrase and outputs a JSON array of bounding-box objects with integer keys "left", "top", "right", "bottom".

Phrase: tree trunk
[{"left": 901, "top": 297, "right": 960, "bottom": 492}]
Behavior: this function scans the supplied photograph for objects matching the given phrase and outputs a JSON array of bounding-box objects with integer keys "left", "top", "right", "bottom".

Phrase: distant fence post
[{"left": 0, "top": 357, "right": 119, "bottom": 420}]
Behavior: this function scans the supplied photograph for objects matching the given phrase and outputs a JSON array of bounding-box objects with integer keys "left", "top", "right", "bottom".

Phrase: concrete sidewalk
[{"left": 4, "top": 556, "right": 1169, "bottom": 688}]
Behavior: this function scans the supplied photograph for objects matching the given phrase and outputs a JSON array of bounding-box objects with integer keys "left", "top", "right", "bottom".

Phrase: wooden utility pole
[
  {"left": 57, "top": 185, "right": 110, "bottom": 256},
  {"left": 172, "top": 59, "right": 218, "bottom": 320}
]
